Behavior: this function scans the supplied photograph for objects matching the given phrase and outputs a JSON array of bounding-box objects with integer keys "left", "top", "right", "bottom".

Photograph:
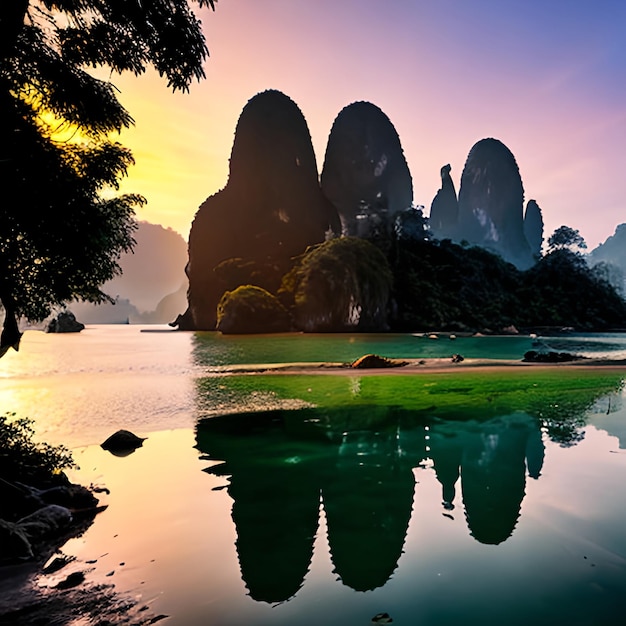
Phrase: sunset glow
[{"left": 106, "top": 0, "right": 626, "bottom": 249}]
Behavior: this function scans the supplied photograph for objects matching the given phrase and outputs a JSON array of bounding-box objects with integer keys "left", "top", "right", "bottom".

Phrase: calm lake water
[{"left": 2, "top": 326, "right": 626, "bottom": 625}]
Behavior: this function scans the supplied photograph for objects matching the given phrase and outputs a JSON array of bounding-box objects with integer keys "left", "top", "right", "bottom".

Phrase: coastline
[{"left": 206, "top": 357, "right": 626, "bottom": 376}]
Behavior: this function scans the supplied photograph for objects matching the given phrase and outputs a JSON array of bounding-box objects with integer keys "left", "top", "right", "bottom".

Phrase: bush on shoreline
[{"left": 0, "top": 413, "right": 77, "bottom": 487}]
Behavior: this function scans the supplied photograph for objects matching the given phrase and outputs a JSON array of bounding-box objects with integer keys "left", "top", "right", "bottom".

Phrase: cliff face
[
  {"left": 182, "top": 90, "right": 339, "bottom": 330},
  {"left": 429, "top": 163, "right": 459, "bottom": 240},
  {"left": 321, "top": 101, "right": 413, "bottom": 238},
  {"left": 456, "top": 138, "right": 534, "bottom": 269},
  {"left": 523, "top": 200, "right": 544, "bottom": 260}
]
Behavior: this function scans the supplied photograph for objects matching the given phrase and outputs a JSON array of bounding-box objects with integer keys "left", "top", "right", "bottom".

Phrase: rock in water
[
  {"left": 456, "top": 138, "right": 534, "bottom": 269},
  {"left": 429, "top": 163, "right": 459, "bottom": 240},
  {"left": 45, "top": 310, "right": 85, "bottom": 333},
  {"left": 101, "top": 430, "right": 146, "bottom": 456},
  {"left": 321, "top": 101, "right": 413, "bottom": 238},
  {"left": 181, "top": 90, "right": 339, "bottom": 330}
]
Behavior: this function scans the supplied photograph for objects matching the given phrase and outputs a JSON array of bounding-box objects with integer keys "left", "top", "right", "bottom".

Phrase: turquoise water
[
  {"left": 3, "top": 326, "right": 626, "bottom": 625},
  {"left": 191, "top": 331, "right": 536, "bottom": 367}
]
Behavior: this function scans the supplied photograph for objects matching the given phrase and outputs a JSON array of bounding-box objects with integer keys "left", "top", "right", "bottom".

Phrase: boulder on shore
[
  {"left": 522, "top": 350, "right": 586, "bottom": 363},
  {"left": 351, "top": 354, "right": 408, "bottom": 369}
]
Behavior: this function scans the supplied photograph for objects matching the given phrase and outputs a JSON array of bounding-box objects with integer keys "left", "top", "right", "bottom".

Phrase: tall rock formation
[
  {"left": 180, "top": 90, "right": 340, "bottom": 330},
  {"left": 457, "top": 138, "right": 534, "bottom": 269},
  {"left": 321, "top": 101, "right": 413, "bottom": 237},
  {"left": 429, "top": 163, "right": 459, "bottom": 240},
  {"left": 523, "top": 199, "right": 544, "bottom": 260}
]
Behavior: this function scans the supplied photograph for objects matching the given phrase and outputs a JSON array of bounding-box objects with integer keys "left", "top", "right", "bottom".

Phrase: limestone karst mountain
[
  {"left": 321, "top": 101, "right": 413, "bottom": 238},
  {"left": 429, "top": 163, "right": 459, "bottom": 240},
  {"left": 589, "top": 223, "right": 626, "bottom": 294},
  {"left": 590, "top": 223, "right": 626, "bottom": 269},
  {"left": 180, "top": 89, "right": 339, "bottom": 330},
  {"left": 523, "top": 199, "right": 544, "bottom": 260},
  {"left": 456, "top": 138, "right": 534, "bottom": 269}
]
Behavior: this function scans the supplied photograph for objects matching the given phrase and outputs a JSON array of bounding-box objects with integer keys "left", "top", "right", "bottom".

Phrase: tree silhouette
[
  {"left": 547, "top": 225, "right": 587, "bottom": 254},
  {"left": 0, "top": 1, "right": 216, "bottom": 355}
]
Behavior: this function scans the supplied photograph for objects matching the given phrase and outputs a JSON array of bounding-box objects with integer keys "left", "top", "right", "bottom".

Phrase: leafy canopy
[
  {"left": 0, "top": 0, "right": 216, "bottom": 354},
  {"left": 0, "top": 412, "right": 76, "bottom": 484},
  {"left": 547, "top": 225, "right": 587, "bottom": 253}
]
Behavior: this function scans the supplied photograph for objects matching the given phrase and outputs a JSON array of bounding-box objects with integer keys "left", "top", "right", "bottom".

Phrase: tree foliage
[
  {"left": 0, "top": 412, "right": 76, "bottom": 484},
  {"left": 0, "top": 0, "right": 216, "bottom": 354},
  {"left": 547, "top": 225, "right": 587, "bottom": 253},
  {"left": 280, "top": 237, "right": 393, "bottom": 332},
  {"left": 390, "top": 239, "right": 626, "bottom": 332},
  {"left": 216, "top": 285, "right": 292, "bottom": 334}
]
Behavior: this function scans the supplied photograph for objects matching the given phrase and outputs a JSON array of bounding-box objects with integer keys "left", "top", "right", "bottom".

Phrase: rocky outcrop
[
  {"left": 591, "top": 223, "right": 626, "bottom": 265},
  {"left": 456, "top": 138, "right": 534, "bottom": 269},
  {"left": 523, "top": 199, "right": 544, "bottom": 260},
  {"left": 45, "top": 310, "right": 84, "bottom": 333},
  {"left": 321, "top": 101, "right": 413, "bottom": 238},
  {"left": 351, "top": 354, "right": 408, "bottom": 369},
  {"left": 181, "top": 90, "right": 339, "bottom": 330},
  {"left": 429, "top": 164, "right": 459, "bottom": 239}
]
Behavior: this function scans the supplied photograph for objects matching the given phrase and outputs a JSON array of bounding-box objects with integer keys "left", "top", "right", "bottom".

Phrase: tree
[
  {"left": 280, "top": 237, "right": 393, "bottom": 332},
  {"left": 0, "top": 0, "right": 216, "bottom": 355},
  {"left": 547, "top": 225, "right": 587, "bottom": 254}
]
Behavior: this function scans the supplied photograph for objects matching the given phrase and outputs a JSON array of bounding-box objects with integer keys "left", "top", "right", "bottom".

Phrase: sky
[{"left": 109, "top": 0, "right": 626, "bottom": 250}]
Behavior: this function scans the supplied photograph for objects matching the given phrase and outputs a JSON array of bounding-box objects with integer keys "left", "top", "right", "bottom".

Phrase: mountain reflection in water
[{"left": 196, "top": 406, "right": 546, "bottom": 602}]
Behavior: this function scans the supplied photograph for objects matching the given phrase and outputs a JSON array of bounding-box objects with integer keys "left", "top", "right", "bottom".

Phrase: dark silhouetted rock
[
  {"left": 18, "top": 504, "right": 73, "bottom": 541},
  {"left": 321, "top": 101, "right": 413, "bottom": 237},
  {"left": 216, "top": 285, "right": 291, "bottom": 334},
  {"left": 101, "top": 430, "right": 146, "bottom": 456},
  {"left": 0, "top": 519, "right": 33, "bottom": 561},
  {"left": 524, "top": 199, "right": 544, "bottom": 260},
  {"left": 522, "top": 350, "right": 586, "bottom": 363},
  {"left": 429, "top": 164, "right": 459, "bottom": 239},
  {"left": 182, "top": 90, "right": 340, "bottom": 330},
  {"left": 457, "top": 138, "right": 534, "bottom": 269},
  {"left": 45, "top": 310, "right": 85, "bottom": 333},
  {"left": 351, "top": 354, "right": 408, "bottom": 369}
]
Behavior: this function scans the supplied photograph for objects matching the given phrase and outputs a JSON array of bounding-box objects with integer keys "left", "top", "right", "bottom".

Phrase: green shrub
[{"left": 0, "top": 413, "right": 77, "bottom": 484}]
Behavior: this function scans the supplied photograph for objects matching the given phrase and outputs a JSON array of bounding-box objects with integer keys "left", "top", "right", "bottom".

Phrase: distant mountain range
[{"left": 69, "top": 221, "right": 188, "bottom": 324}]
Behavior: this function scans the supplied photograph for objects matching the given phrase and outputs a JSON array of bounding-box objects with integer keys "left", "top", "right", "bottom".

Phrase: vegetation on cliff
[
  {"left": 280, "top": 238, "right": 393, "bottom": 332},
  {"left": 217, "top": 285, "right": 292, "bottom": 334}
]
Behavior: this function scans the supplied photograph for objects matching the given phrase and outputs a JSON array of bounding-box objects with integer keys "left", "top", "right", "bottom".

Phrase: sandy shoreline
[{"left": 207, "top": 357, "right": 626, "bottom": 376}]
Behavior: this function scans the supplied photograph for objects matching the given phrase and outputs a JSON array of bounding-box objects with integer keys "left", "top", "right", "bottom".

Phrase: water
[{"left": 2, "top": 326, "right": 626, "bottom": 625}]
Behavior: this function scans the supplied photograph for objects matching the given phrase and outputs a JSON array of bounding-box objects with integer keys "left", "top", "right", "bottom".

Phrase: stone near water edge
[
  {"left": 0, "top": 518, "right": 34, "bottom": 561},
  {"left": 351, "top": 354, "right": 408, "bottom": 369},
  {"left": 100, "top": 430, "right": 147, "bottom": 455},
  {"left": 45, "top": 310, "right": 85, "bottom": 333},
  {"left": 17, "top": 504, "right": 73, "bottom": 540}
]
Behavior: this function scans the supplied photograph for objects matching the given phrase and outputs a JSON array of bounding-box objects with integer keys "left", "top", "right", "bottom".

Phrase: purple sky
[{"left": 111, "top": 0, "right": 626, "bottom": 249}]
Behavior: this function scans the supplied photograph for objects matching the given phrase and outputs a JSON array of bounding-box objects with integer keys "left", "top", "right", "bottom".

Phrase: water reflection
[{"left": 196, "top": 406, "right": 548, "bottom": 601}]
